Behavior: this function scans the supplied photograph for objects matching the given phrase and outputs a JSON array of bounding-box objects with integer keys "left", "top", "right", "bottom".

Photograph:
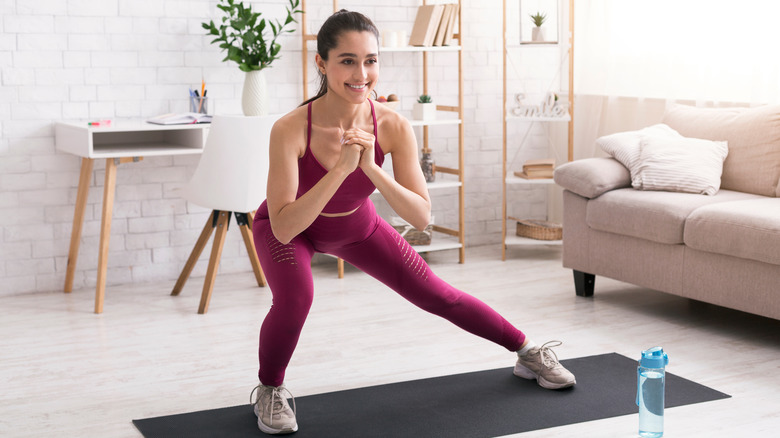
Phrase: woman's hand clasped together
[
  {"left": 341, "top": 127, "right": 378, "bottom": 174},
  {"left": 333, "top": 128, "right": 366, "bottom": 175}
]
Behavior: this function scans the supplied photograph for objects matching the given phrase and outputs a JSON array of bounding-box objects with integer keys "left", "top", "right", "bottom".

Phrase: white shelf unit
[
  {"left": 506, "top": 114, "right": 571, "bottom": 122},
  {"left": 381, "top": 45, "right": 461, "bottom": 53},
  {"left": 300, "top": 0, "right": 466, "bottom": 276},
  {"left": 505, "top": 234, "right": 562, "bottom": 246},
  {"left": 505, "top": 175, "right": 556, "bottom": 185},
  {"left": 501, "top": 0, "right": 573, "bottom": 259},
  {"left": 411, "top": 236, "right": 463, "bottom": 253},
  {"left": 372, "top": 180, "right": 461, "bottom": 196},
  {"left": 408, "top": 118, "right": 462, "bottom": 127}
]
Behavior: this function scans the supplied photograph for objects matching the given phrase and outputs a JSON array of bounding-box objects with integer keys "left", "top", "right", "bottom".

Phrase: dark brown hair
[{"left": 300, "top": 9, "right": 380, "bottom": 106}]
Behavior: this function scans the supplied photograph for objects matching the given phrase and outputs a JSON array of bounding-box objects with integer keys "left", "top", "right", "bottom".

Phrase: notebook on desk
[{"left": 147, "top": 112, "right": 212, "bottom": 125}]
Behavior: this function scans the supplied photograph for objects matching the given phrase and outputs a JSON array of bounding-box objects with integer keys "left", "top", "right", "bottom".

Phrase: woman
[{"left": 250, "top": 10, "right": 576, "bottom": 435}]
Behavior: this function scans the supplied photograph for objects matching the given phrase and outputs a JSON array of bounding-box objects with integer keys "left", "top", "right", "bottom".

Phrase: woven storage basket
[
  {"left": 516, "top": 219, "right": 562, "bottom": 241},
  {"left": 390, "top": 216, "right": 433, "bottom": 245}
]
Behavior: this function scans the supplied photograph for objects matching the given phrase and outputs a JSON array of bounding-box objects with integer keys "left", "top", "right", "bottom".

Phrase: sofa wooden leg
[{"left": 574, "top": 270, "right": 595, "bottom": 297}]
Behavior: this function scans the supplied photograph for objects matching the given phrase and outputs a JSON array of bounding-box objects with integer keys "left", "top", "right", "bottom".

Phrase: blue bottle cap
[{"left": 640, "top": 346, "right": 669, "bottom": 369}]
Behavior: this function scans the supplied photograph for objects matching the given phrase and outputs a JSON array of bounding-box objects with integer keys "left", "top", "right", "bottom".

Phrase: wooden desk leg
[
  {"left": 94, "top": 158, "right": 118, "bottom": 314},
  {"left": 65, "top": 158, "right": 94, "bottom": 293},
  {"left": 199, "top": 211, "right": 230, "bottom": 314},
  {"left": 337, "top": 258, "right": 344, "bottom": 279},
  {"left": 237, "top": 212, "right": 266, "bottom": 287}
]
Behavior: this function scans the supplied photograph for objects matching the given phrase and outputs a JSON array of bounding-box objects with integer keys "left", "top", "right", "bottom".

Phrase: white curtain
[{"left": 572, "top": 0, "right": 780, "bottom": 158}]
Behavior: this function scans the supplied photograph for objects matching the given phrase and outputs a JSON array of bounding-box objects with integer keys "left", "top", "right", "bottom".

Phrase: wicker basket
[
  {"left": 391, "top": 216, "right": 433, "bottom": 245},
  {"left": 515, "top": 219, "right": 562, "bottom": 241}
]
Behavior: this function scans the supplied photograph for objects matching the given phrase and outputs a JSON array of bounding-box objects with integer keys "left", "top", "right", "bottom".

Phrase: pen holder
[{"left": 189, "top": 96, "right": 209, "bottom": 114}]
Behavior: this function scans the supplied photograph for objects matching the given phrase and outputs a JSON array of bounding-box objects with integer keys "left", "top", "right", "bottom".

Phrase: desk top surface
[{"left": 56, "top": 120, "right": 210, "bottom": 133}]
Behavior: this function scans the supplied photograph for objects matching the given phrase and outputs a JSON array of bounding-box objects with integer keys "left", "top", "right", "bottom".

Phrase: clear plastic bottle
[{"left": 637, "top": 347, "right": 669, "bottom": 437}]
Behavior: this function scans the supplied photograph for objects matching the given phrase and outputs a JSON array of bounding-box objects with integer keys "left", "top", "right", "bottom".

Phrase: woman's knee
[
  {"left": 274, "top": 290, "right": 314, "bottom": 314},
  {"left": 410, "top": 284, "right": 462, "bottom": 315}
]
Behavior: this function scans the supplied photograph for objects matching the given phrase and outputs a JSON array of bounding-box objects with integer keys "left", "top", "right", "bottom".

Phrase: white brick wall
[{"left": 0, "top": 0, "right": 565, "bottom": 296}]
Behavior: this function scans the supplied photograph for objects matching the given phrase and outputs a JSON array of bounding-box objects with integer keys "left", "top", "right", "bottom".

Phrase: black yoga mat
[{"left": 133, "top": 353, "right": 729, "bottom": 437}]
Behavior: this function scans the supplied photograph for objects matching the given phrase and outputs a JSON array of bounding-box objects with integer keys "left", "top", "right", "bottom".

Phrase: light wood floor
[{"left": 2, "top": 245, "right": 779, "bottom": 437}]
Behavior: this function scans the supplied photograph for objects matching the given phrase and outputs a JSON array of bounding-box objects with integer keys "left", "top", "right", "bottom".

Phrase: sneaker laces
[
  {"left": 250, "top": 384, "right": 296, "bottom": 428},
  {"left": 538, "top": 340, "right": 563, "bottom": 369}
]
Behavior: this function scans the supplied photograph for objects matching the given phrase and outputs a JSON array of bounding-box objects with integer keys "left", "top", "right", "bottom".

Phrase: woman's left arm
[{"left": 347, "top": 113, "right": 431, "bottom": 230}]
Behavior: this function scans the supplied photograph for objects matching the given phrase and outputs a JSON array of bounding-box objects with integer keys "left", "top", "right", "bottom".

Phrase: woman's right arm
[{"left": 265, "top": 115, "right": 362, "bottom": 244}]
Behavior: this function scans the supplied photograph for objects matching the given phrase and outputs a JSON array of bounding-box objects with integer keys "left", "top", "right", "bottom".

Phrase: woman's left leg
[{"left": 331, "top": 218, "right": 526, "bottom": 352}]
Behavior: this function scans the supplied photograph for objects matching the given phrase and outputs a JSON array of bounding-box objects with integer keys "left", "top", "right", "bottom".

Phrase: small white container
[{"left": 412, "top": 102, "right": 436, "bottom": 121}]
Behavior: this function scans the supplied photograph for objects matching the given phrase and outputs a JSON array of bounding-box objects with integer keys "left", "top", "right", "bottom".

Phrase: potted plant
[
  {"left": 529, "top": 11, "right": 547, "bottom": 42},
  {"left": 412, "top": 94, "right": 436, "bottom": 121},
  {"left": 202, "top": 0, "right": 302, "bottom": 116}
]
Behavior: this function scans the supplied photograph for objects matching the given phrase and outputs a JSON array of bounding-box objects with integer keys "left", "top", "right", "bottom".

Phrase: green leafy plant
[
  {"left": 202, "top": 0, "right": 303, "bottom": 72},
  {"left": 529, "top": 11, "right": 547, "bottom": 27},
  {"left": 417, "top": 94, "right": 433, "bottom": 104}
]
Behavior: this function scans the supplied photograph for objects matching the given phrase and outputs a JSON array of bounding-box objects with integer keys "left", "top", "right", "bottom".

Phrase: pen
[
  {"left": 196, "top": 94, "right": 204, "bottom": 114},
  {"left": 196, "top": 80, "right": 207, "bottom": 114},
  {"left": 88, "top": 119, "right": 112, "bottom": 126}
]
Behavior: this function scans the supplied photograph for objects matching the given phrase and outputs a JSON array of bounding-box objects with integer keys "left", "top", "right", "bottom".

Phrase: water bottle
[{"left": 637, "top": 347, "right": 669, "bottom": 437}]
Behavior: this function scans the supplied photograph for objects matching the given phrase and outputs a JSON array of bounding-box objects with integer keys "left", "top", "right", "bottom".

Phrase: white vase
[
  {"left": 532, "top": 27, "right": 545, "bottom": 42},
  {"left": 412, "top": 102, "right": 436, "bottom": 121},
  {"left": 241, "top": 70, "right": 268, "bottom": 116}
]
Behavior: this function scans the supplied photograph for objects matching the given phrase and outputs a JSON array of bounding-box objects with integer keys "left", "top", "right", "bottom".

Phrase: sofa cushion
[
  {"left": 663, "top": 104, "right": 780, "bottom": 197},
  {"left": 596, "top": 123, "right": 682, "bottom": 175},
  {"left": 632, "top": 135, "right": 728, "bottom": 195},
  {"left": 553, "top": 157, "right": 631, "bottom": 199},
  {"left": 684, "top": 198, "right": 780, "bottom": 266},
  {"left": 586, "top": 189, "right": 762, "bottom": 244}
]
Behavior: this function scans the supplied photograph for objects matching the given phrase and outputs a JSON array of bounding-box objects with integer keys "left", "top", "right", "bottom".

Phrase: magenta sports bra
[{"left": 296, "top": 99, "right": 385, "bottom": 214}]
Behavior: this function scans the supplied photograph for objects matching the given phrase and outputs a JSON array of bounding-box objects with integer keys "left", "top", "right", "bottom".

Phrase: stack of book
[
  {"left": 514, "top": 158, "right": 555, "bottom": 179},
  {"left": 408, "top": 3, "right": 459, "bottom": 47}
]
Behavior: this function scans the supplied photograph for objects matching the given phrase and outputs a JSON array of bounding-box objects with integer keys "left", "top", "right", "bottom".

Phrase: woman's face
[{"left": 318, "top": 30, "right": 379, "bottom": 105}]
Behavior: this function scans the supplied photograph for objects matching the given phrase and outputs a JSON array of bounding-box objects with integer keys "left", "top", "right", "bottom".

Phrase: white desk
[{"left": 55, "top": 120, "right": 209, "bottom": 313}]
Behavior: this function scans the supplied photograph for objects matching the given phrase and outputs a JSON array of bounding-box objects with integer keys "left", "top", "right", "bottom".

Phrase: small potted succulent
[
  {"left": 529, "top": 11, "right": 547, "bottom": 42},
  {"left": 412, "top": 94, "right": 436, "bottom": 121}
]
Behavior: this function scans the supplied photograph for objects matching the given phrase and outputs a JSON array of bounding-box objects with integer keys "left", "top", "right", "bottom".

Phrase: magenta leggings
[{"left": 252, "top": 199, "right": 526, "bottom": 386}]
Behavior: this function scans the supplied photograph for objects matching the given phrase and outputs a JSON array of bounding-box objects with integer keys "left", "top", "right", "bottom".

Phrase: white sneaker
[
  {"left": 514, "top": 340, "right": 576, "bottom": 389},
  {"left": 250, "top": 383, "right": 298, "bottom": 434}
]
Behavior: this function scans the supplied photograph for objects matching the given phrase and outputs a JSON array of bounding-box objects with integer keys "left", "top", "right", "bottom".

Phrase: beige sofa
[{"left": 553, "top": 104, "right": 780, "bottom": 320}]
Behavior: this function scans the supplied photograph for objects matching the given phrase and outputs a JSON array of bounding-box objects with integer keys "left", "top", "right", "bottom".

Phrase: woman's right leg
[{"left": 253, "top": 207, "right": 316, "bottom": 387}]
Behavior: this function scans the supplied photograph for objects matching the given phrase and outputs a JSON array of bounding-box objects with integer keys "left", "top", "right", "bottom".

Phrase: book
[
  {"left": 442, "top": 3, "right": 459, "bottom": 46},
  {"left": 522, "top": 158, "right": 555, "bottom": 170},
  {"left": 516, "top": 158, "right": 555, "bottom": 179},
  {"left": 409, "top": 4, "right": 445, "bottom": 47},
  {"left": 146, "top": 112, "right": 212, "bottom": 125},
  {"left": 433, "top": 4, "right": 453, "bottom": 46},
  {"left": 514, "top": 169, "right": 554, "bottom": 179}
]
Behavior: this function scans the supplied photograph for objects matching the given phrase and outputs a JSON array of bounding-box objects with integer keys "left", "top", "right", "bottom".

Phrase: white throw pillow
[
  {"left": 597, "top": 124, "right": 682, "bottom": 174},
  {"left": 632, "top": 135, "right": 729, "bottom": 195}
]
